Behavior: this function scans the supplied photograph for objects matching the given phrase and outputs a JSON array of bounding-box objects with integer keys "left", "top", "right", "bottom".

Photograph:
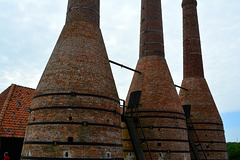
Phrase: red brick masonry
[
  {"left": 180, "top": 0, "right": 228, "bottom": 159},
  {"left": 123, "top": 0, "right": 191, "bottom": 159},
  {"left": 21, "top": 0, "right": 123, "bottom": 159}
]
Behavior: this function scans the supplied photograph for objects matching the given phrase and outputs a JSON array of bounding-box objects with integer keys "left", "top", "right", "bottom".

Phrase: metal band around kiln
[
  {"left": 33, "top": 93, "right": 119, "bottom": 103},
  {"left": 68, "top": 6, "right": 99, "bottom": 15}
]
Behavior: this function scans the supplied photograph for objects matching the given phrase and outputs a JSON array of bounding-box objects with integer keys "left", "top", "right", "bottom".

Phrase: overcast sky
[{"left": 0, "top": 0, "right": 239, "bottom": 142}]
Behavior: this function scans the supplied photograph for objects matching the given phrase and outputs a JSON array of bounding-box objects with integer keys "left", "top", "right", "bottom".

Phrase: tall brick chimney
[
  {"left": 21, "top": 0, "right": 123, "bottom": 159},
  {"left": 180, "top": 0, "right": 229, "bottom": 159},
  {"left": 122, "top": 0, "right": 190, "bottom": 159}
]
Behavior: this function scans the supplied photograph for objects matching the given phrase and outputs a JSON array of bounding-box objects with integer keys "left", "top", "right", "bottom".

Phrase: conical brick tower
[
  {"left": 21, "top": 0, "right": 123, "bottom": 159},
  {"left": 180, "top": 0, "right": 229, "bottom": 159},
  {"left": 122, "top": 0, "right": 191, "bottom": 159}
]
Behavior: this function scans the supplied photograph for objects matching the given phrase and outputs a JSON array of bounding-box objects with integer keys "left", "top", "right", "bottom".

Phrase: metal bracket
[
  {"left": 109, "top": 60, "right": 141, "bottom": 74},
  {"left": 174, "top": 84, "right": 188, "bottom": 91}
]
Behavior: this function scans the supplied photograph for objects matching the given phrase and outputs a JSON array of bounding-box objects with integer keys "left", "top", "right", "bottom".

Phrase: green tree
[{"left": 227, "top": 142, "right": 240, "bottom": 160}]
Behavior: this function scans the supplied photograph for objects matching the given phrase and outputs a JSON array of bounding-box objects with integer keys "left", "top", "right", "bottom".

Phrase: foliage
[{"left": 227, "top": 142, "right": 240, "bottom": 160}]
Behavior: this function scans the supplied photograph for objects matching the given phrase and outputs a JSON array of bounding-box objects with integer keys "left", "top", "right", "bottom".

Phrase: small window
[
  {"left": 65, "top": 151, "right": 68, "bottom": 157},
  {"left": 69, "top": 116, "right": 72, "bottom": 121},
  {"left": 159, "top": 153, "right": 164, "bottom": 159},
  {"left": 106, "top": 152, "right": 111, "bottom": 158},
  {"left": 63, "top": 150, "right": 70, "bottom": 158},
  {"left": 68, "top": 137, "right": 73, "bottom": 142},
  {"left": 107, "top": 153, "right": 110, "bottom": 157},
  {"left": 158, "top": 143, "right": 161, "bottom": 146},
  {"left": 27, "top": 151, "right": 31, "bottom": 156}
]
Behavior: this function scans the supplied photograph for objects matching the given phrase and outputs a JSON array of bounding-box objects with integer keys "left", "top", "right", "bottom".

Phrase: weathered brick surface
[
  {"left": 180, "top": 78, "right": 228, "bottom": 159},
  {"left": 180, "top": 0, "right": 228, "bottom": 159},
  {"left": 182, "top": 0, "right": 204, "bottom": 78},
  {"left": 66, "top": 0, "right": 100, "bottom": 26},
  {"left": 139, "top": 0, "right": 164, "bottom": 58},
  {"left": 123, "top": 1, "right": 190, "bottom": 159},
  {"left": 22, "top": 145, "right": 122, "bottom": 158},
  {"left": 123, "top": 56, "right": 191, "bottom": 160},
  {"left": 21, "top": 0, "right": 123, "bottom": 159},
  {"left": 35, "top": 21, "right": 118, "bottom": 99}
]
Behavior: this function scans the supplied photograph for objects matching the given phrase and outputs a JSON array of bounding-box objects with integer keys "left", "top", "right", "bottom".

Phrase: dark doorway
[{"left": 0, "top": 137, "right": 24, "bottom": 160}]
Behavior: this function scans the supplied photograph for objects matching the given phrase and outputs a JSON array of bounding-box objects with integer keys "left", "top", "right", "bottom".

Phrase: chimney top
[{"left": 66, "top": 0, "right": 100, "bottom": 26}]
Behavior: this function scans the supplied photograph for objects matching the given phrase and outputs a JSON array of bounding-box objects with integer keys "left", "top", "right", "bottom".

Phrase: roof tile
[{"left": 0, "top": 84, "right": 35, "bottom": 138}]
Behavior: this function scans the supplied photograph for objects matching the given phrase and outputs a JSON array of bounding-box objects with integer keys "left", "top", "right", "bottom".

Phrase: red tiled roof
[
  {"left": 0, "top": 85, "right": 12, "bottom": 113},
  {"left": 0, "top": 84, "right": 35, "bottom": 138}
]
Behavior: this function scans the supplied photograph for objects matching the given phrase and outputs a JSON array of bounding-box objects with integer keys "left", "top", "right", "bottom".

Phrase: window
[
  {"left": 65, "top": 151, "right": 69, "bottom": 157},
  {"left": 63, "top": 150, "right": 70, "bottom": 158},
  {"left": 27, "top": 151, "right": 31, "bottom": 156},
  {"left": 105, "top": 152, "right": 111, "bottom": 158}
]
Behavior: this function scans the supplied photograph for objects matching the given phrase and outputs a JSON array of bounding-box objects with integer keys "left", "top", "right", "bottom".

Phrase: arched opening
[
  {"left": 27, "top": 150, "right": 31, "bottom": 156},
  {"left": 106, "top": 152, "right": 111, "bottom": 158},
  {"left": 63, "top": 150, "right": 71, "bottom": 158},
  {"left": 65, "top": 151, "right": 68, "bottom": 157}
]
